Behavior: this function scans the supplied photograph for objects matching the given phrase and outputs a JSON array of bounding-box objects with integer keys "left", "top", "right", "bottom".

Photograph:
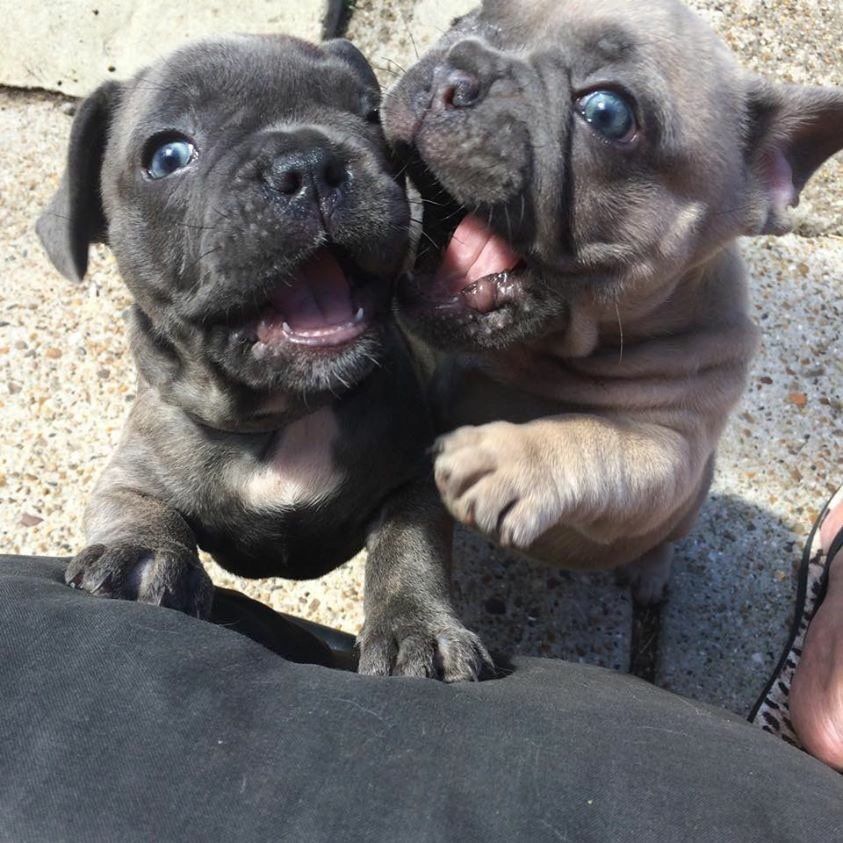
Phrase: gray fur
[{"left": 38, "top": 34, "right": 489, "bottom": 679}]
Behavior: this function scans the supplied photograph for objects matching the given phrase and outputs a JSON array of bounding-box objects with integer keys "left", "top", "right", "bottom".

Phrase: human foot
[
  {"left": 749, "top": 486, "right": 843, "bottom": 766},
  {"left": 790, "top": 496, "right": 843, "bottom": 769}
]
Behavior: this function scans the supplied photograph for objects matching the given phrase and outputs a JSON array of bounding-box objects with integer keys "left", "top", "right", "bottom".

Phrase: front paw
[
  {"left": 66, "top": 543, "right": 213, "bottom": 618},
  {"left": 358, "top": 608, "right": 492, "bottom": 682},
  {"left": 434, "top": 422, "right": 564, "bottom": 549}
]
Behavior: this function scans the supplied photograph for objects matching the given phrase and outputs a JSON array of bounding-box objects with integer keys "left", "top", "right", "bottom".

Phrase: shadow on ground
[{"left": 451, "top": 492, "right": 800, "bottom": 714}]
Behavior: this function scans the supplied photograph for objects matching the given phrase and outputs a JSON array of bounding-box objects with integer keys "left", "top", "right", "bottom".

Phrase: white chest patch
[{"left": 236, "top": 407, "right": 343, "bottom": 510}]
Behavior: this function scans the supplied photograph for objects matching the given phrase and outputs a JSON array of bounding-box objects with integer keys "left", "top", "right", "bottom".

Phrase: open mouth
[
  {"left": 430, "top": 214, "right": 525, "bottom": 314},
  {"left": 403, "top": 158, "right": 527, "bottom": 317},
  {"left": 245, "top": 249, "right": 377, "bottom": 356}
]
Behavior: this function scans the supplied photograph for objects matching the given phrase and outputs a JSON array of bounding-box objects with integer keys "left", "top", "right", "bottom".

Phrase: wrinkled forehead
[
  {"left": 118, "top": 36, "right": 370, "bottom": 139},
  {"left": 475, "top": 0, "right": 728, "bottom": 84},
  {"left": 480, "top": 0, "right": 691, "bottom": 44}
]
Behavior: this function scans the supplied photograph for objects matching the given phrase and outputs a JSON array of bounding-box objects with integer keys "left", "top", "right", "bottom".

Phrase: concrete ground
[{"left": 0, "top": 1, "right": 840, "bottom": 715}]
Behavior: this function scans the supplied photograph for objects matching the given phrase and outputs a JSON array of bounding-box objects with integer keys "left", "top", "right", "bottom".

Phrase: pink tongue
[
  {"left": 270, "top": 251, "right": 354, "bottom": 331},
  {"left": 434, "top": 214, "right": 521, "bottom": 294}
]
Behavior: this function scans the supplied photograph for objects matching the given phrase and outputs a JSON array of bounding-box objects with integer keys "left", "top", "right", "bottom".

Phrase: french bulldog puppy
[
  {"left": 383, "top": 0, "right": 843, "bottom": 602},
  {"left": 37, "top": 34, "right": 489, "bottom": 680}
]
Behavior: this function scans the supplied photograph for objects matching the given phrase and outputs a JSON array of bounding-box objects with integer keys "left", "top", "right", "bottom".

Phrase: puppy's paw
[
  {"left": 358, "top": 610, "right": 492, "bottom": 682},
  {"left": 65, "top": 543, "right": 213, "bottom": 618},
  {"left": 434, "top": 422, "right": 563, "bottom": 549}
]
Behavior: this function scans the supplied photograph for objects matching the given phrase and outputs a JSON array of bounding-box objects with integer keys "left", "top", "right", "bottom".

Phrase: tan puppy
[{"left": 382, "top": 0, "right": 843, "bottom": 602}]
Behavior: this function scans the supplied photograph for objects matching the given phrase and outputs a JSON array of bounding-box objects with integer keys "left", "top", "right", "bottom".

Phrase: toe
[
  {"left": 357, "top": 633, "right": 396, "bottom": 676},
  {"left": 437, "top": 629, "right": 492, "bottom": 682},
  {"left": 394, "top": 635, "right": 436, "bottom": 678},
  {"left": 790, "top": 594, "right": 843, "bottom": 770},
  {"left": 435, "top": 449, "right": 496, "bottom": 500}
]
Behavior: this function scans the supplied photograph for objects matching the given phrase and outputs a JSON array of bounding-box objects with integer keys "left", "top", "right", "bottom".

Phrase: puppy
[
  {"left": 383, "top": 0, "right": 843, "bottom": 602},
  {"left": 37, "top": 34, "right": 489, "bottom": 680}
]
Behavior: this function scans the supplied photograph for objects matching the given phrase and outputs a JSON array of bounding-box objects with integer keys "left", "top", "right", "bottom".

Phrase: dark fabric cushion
[{"left": 2, "top": 555, "right": 841, "bottom": 842}]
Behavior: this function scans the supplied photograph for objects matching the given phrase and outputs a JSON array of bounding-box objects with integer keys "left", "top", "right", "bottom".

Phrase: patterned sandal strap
[{"left": 748, "top": 485, "right": 843, "bottom": 748}]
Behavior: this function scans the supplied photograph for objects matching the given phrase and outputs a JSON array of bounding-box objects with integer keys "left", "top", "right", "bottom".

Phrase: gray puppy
[
  {"left": 383, "top": 0, "right": 843, "bottom": 601},
  {"left": 37, "top": 34, "right": 489, "bottom": 681}
]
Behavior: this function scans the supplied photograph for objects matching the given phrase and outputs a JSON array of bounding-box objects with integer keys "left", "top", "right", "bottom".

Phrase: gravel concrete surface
[
  {"left": 0, "top": 0, "right": 840, "bottom": 714},
  {"left": 0, "top": 0, "right": 341, "bottom": 96}
]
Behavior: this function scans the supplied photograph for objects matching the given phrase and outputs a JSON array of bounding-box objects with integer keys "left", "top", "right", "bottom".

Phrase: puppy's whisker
[
  {"left": 504, "top": 205, "right": 513, "bottom": 245},
  {"left": 41, "top": 210, "right": 73, "bottom": 223},
  {"left": 398, "top": 9, "right": 420, "bottom": 60},
  {"left": 173, "top": 221, "right": 220, "bottom": 232},
  {"left": 372, "top": 63, "right": 402, "bottom": 79},
  {"left": 362, "top": 351, "right": 383, "bottom": 370},
  {"left": 417, "top": 228, "right": 441, "bottom": 251},
  {"left": 437, "top": 206, "right": 467, "bottom": 225},
  {"left": 209, "top": 205, "right": 233, "bottom": 222},
  {"left": 615, "top": 302, "right": 625, "bottom": 365},
  {"left": 394, "top": 164, "right": 410, "bottom": 180},
  {"left": 183, "top": 245, "right": 222, "bottom": 276},
  {"left": 406, "top": 197, "right": 448, "bottom": 209},
  {"left": 381, "top": 57, "right": 407, "bottom": 74}
]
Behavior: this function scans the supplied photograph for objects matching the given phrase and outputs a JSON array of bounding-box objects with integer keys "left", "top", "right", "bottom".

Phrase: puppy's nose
[
  {"left": 435, "top": 68, "right": 483, "bottom": 110},
  {"left": 264, "top": 147, "right": 349, "bottom": 202}
]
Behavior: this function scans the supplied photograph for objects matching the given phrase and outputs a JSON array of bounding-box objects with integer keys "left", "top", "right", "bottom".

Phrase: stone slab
[{"left": 0, "top": 0, "right": 342, "bottom": 97}]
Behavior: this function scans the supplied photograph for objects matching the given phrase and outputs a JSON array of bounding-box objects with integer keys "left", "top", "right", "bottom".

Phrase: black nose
[
  {"left": 264, "top": 146, "right": 349, "bottom": 203},
  {"left": 435, "top": 68, "right": 483, "bottom": 110}
]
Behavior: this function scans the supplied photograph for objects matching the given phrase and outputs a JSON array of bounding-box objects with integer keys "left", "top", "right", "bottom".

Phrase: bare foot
[{"left": 790, "top": 497, "right": 843, "bottom": 769}]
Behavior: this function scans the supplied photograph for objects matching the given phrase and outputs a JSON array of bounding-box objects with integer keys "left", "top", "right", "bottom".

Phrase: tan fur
[
  {"left": 384, "top": 0, "right": 843, "bottom": 603},
  {"left": 434, "top": 247, "right": 758, "bottom": 577}
]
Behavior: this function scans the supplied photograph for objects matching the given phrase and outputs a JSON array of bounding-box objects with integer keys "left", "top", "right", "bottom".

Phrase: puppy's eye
[
  {"left": 576, "top": 91, "right": 637, "bottom": 143},
  {"left": 366, "top": 107, "right": 381, "bottom": 125},
  {"left": 145, "top": 137, "right": 196, "bottom": 179}
]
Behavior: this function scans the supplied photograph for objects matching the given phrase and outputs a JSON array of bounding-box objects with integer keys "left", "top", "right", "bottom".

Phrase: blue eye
[
  {"left": 577, "top": 91, "right": 637, "bottom": 142},
  {"left": 146, "top": 138, "right": 196, "bottom": 178}
]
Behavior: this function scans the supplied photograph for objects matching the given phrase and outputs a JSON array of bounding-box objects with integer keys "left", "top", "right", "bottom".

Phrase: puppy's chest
[{"left": 232, "top": 408, "right": 345, "bottom": 511}]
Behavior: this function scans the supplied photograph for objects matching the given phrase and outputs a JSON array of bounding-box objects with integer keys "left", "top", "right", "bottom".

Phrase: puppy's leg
[
  {"left": 358, "top": 479, "right": 491, "bottom": 681},
  {"left": 434, "top": 416, "right": 708, "bottom": 554},
  {"left": 617, "top": 543, "right": 674, "bottom": 606},
  {"left": 68, "top": 487, "right": 212, "bottom": 618}
]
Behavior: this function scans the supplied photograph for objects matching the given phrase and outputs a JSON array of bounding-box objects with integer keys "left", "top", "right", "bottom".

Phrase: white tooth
[
  {"left": 282, "top": 321, "right": 292, "bottom": 333},
  {"left": 354, "top": 307, "right": 365, "bottom": 323}
]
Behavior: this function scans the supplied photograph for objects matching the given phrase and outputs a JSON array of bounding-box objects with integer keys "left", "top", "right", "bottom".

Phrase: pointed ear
[
  {"left": 36, "top": 81, "right": 122, "bottom": 281},
  {"left": 743, "top": 80, "right": 843, "bottom": 236}
]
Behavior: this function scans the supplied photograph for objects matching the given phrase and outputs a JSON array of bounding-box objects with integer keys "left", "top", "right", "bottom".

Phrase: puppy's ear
[
  {"left": 743, "top": 81, "right": 843, "bottom": 236},
  {"left": 36, "top": 81, "right": 121, "bottom": 281},
  {"left": 323, "top": 38, "right": 380, "bottom": 92}
]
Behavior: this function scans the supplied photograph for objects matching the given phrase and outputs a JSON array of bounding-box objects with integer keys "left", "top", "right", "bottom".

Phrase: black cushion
[{"left": 2, "top": 555, "right": 841, "bottom": 842}]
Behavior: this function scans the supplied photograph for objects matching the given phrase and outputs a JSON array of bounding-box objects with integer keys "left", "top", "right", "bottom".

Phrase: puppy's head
[
  {"left": 38, "top": 35, "right": 409, "bottom": 397},
  {"left": 383, "top": 0, "right": 843, "bottom": 352}
]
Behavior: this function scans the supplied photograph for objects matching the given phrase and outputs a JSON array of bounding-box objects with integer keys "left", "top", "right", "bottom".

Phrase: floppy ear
[
  {"left": 36, "top": 81, "right": 122, "bottom": 281},
  {"left": 743, "top": 80, "right": 843, "bottom": 236},
  {"left": 322, "top": 38, "right": 380, "bottom": 93}
]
